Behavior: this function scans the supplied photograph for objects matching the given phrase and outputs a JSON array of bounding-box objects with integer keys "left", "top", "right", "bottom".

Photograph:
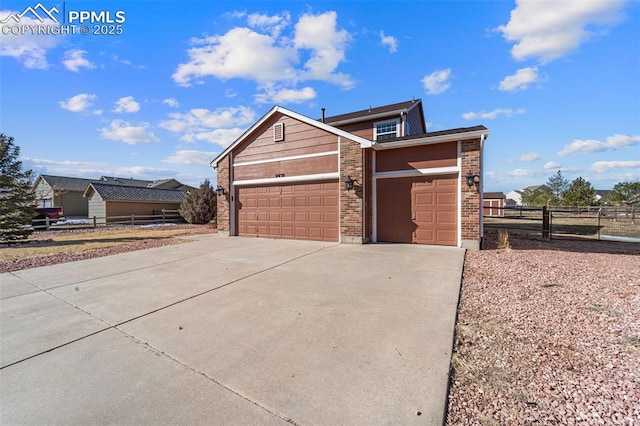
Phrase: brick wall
[
  {"left": 216, "top": 155, "right": 230, "bottom": 234},
  {"left": 460, "top": 138, "right": 481, "bottom": 248},
  {"left": 339, "top": 137, "right": 364, "bottom": 243}
]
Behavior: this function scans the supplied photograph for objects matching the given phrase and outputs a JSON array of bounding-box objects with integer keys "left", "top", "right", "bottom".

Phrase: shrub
[{"left": 179, "top": 179, "right": 216, "bottom": 224}]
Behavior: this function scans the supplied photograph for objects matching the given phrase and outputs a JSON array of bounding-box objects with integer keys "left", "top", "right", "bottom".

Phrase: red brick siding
[
  {"left": 340, "top": 138, "right": 364, "bottom": 241},
  {"left": 216, "top": 155, "right": 230, "bottom": 232},
  {"left": 460, "top": 139, "right": 481, "bottom": 243}
]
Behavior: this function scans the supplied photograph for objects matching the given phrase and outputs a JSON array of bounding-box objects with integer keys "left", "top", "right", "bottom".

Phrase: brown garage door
[
  {"left": 377, "top": 175, "right": 457, "bottom": 246},
  {"left": 236, "top": 181, "right": 339, "bottom": 242}
]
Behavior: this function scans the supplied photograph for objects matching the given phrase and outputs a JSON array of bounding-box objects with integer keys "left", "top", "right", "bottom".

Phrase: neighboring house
[
  {"left": 84, "top": 182, "right": 187, "bottom": 224},
  {"left": 99, "top": 176, "right": 195, "bottom": 191},
  {"left": 32, "top": 175, "right": 94, "bottom": 216},
  {"left": 505, "top": 190, "right": 522, "bottom": 206},
  {"left": 483, "top": 192, "right": 505, "bottom": 217},
  {"left": 595, "top": 190, "right": 612, "bottom": 204},
  {"left": 212, "top": 99, "right": 489, "bottom": 249}
]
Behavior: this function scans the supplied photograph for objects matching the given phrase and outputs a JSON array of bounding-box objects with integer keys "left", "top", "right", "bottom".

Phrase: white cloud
[
  {"left": 380, "top": 31, "right": 398, "bottom": 53},
  {"left": 463, "top": 108, "right": 525, "bottom": 120},
  {"left": 172, "top": 11, "right": 353, "bottom": 91},
  {"left": 543, "top": 161, "right": 561, "bottom": 170},
  {"left": 164, "top": 150, "right": 217, "bottom": 165},
  {"left": 58, "top": 93, "right": 97, "bottom": 113},
  {"left": 159, "top": 106, "right": 256, "bottom": 133},
  {"left": 162, "top": 98, "right": 179, "bottom": 108},
  {"left": 421, "top": 69, "right": 451, "bottom": 95},
  {"left": 99, "top": 120, "right": 159, "bottom": 144},
  {"left": 62, "top": 49, "right": 95, "bottom": 72},
  {"left": 508, "top": 168, "right": 546, "bottom": 178},
  {"left": 557, "top": 134, "right": 640, "bottom": 157},
  {"left": 113, "top": 96, "right": 140, "bottom": 113},
  {"left": 518, "top": 152, "right": 540, "bottom": 162},
  {"left": 255, "top": 86, "right": 316, "bottom": 104},
  {"left": 590, "top": 161, "right": 640, "bottom": 173},
  {"left": 180, "top": 128, "right": 246, "bottom": 148},
  {"left": 499, "top": 67, "right": 539, "bottom": 92},
  {"left": 0, "top": 11, "right": 59, "bottom": 68},
  {"left": 497, "top": 0, "right": 625, "bottom": 63}
]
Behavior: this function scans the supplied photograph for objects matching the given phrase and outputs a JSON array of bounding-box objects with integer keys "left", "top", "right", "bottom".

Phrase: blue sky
[{"left": 1, "top": 0, "right": 638, "bottom": 193}]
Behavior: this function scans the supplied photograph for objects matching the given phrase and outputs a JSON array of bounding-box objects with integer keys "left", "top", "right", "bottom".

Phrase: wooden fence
[{"left": 32, "top": 209, "right": 184, "bottom": 231}]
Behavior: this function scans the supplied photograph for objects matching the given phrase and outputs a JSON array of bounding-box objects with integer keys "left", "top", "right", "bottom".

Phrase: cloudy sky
[{"left": 1, "top": 0, "right": 638, "bottom": 192}]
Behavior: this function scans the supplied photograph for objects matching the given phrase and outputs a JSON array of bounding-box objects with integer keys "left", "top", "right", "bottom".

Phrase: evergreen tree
[
  {"left": 609, "top": 180, "right": 640, "bottom": 205},
  {"left": 0, "top": 134, "right": 36, "bottom": 243},
  {"left": 179, "top": 179, "right": 216, "bottom": 224},
  {"left": 546, "top": 170, "right": 568, "bottom": 202},
  {"left": 561, "top": 177, "right": 597, "bottom": 206}
]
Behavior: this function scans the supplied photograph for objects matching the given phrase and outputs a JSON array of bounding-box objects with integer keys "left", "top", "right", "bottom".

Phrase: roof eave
[
  {"left": 325, "top": 108, "right": 408, "bottom": 126},
  {"left": 372, "top": 128, "right": 490, "bottom": 150}
]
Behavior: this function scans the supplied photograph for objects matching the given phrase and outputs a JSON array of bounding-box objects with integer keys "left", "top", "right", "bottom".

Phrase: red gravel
[{"left": 447, "top": 231, "right": 639, "bottom": 425}]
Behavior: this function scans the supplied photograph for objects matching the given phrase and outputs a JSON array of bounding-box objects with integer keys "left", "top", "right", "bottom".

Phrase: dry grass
[
  {"left": 496, "top": 229, "right": 511, "bottom": 251},
  {"left": 0, "top": 225, "right": 212, "bottom": 262}
]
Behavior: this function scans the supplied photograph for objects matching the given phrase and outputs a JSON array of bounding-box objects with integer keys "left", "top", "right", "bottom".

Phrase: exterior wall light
[
  {"left": 344, "top": 175, "right": 358, "bottom": 190},
  {"left": 465, "top": 172, "right": 480, "bottom": 187},
  {"left": 214, "top": 185, "right": 226, "bottom": 196}
]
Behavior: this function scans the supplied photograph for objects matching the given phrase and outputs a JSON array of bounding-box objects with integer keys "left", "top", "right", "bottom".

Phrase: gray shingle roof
[
  {"left": 39, "top": 175, "right": 94, "bottom": 192},
  {"left": 99, "top": 176, "right": 154, "bottom": 187},
  {"left": 88, "top": 182, "right": 186, "bottom": 203},
  {"left": 374, "top": 125, "right": 489, "bottom": 143},
  {"left": 323, "top": 99, "right": 422, "bottom": 124}
]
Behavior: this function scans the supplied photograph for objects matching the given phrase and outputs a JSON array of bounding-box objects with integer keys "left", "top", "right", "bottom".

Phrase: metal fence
[
  {"left": 484, "top": 206, "right": 639, "bottom": 243},
  {"left": 33, "top": 209, "right": 184, "bottom": 231}
]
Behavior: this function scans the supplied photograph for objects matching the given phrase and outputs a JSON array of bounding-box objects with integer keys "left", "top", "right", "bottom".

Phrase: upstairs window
[{"left": 374, "top": 119, "right": 400, "bottom": 141}]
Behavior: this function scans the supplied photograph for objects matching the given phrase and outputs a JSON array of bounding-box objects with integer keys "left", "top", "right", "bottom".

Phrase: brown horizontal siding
[
  {"left": 375, "top": 142, "right": 457, "bottom": 172},
  {"left": 234, "top": 113, "right": 338, "bottom": 162},
  {"left": 234, "top": 155, "right": 338, "bottom": 180},
  {"left": 334, "top": 120, "right": 376, "bottom": 140}
]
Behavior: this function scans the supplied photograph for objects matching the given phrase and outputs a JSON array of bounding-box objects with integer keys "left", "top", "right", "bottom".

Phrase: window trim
[{"left": 373, "top": 118, "right": 400, "bottom": 141}]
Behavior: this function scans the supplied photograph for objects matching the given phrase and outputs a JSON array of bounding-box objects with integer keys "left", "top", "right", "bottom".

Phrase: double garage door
[
  {"left": 377, "top": 174, "right": 457, "bottom": 246},
  {"left": 236, "top": 181, "right": 339, "bottom": 242}
]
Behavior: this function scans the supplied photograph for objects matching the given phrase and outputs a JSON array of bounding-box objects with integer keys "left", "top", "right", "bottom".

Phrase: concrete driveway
[{"left": 1, "top": 234, "right": 465, "bottom": 425}]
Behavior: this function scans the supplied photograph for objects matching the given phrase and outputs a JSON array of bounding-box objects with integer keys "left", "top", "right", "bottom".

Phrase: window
[{"left": 374, "top": 119, "right": 399, "bottom": 141}]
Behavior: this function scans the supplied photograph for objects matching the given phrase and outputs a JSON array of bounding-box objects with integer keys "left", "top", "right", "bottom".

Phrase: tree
[
  {"left": 546, "top": 170, "right": 568, "bottom": 202},
  {"left": 609, "top": 180, "right": 640, "bottom": 205},
  {"left": 179, "top": 179, "right": 216, "bottom": 224},
  {"left": 561, "top": 177, "right": 597, "bottom": 206},
  {"left": 521, "top": 185, "right": 555, "bottom": 206},
  {"left": 0, "top": 134, "right": 36, "bottom": 243}
]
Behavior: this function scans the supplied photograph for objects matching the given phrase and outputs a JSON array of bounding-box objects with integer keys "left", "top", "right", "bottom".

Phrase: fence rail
[
  {"left": 32, "top": 209, "right": 184, "bottom": 231},
  {"left": 484, "top": 205, "right": 639, "bottom": 243}
]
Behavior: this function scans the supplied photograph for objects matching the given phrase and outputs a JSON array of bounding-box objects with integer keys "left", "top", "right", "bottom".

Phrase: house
[
  {"left": 211, "top": 99, "right": 489, "bottom": 249},
  {"left": 595, "top": 190, "right": 612, "bottom": 204},
  {"left": 84, "top": 182, "right": 187, "bottom": 224},
  {"left": 505, "top": 190, "right": 522, "bottom": 206},
  {"left": 483, "top": 192, "right": 505, "bottom": 217},
  {"left": 32, "top": 175, "right": 95, "bottom": 216}
]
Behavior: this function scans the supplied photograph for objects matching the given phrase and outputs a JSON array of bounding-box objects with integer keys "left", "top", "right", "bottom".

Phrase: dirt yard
[
  {"left": 447, "top": 231, "right": 639, "bottom": 425},
  {"left": 0, "top": 224, "right": 215, "bottom": 273}
]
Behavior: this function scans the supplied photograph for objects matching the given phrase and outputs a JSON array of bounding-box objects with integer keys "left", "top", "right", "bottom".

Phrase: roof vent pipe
[{"left": 321, "top": 107, "right": 326, "bottom": 123}]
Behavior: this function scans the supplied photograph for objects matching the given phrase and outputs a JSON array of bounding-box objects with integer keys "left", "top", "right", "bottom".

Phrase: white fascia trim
[
  {"left": 372, "top": 129, "right": 490, "bottom": 151},
  {"left": 326, "top": 109, "right": 407, "bottom": 126},
  {"left": 233, "top": 172, "right": 339, "bottom": 187},
  {"left": 373, "top": 166, "right": 459, "bottom": 180},
  {"left": 233, "top": 150, "right": 338, "bottom": 167}
]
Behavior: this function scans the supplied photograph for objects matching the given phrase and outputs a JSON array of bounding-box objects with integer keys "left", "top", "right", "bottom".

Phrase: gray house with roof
[
  {"left": 84, "top": 182, "right": 187, "bottom": 224},
  {"left": 32, "top": 175, "right": 95, "bottom": 216}
]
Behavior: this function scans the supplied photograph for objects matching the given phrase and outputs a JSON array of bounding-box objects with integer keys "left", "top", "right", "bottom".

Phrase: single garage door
[
  {"left": 236, "top": 181, "right": 339, "bottom": 242},
  {"left": 377, "top": 174, "right": 457, "bottom": 246}
]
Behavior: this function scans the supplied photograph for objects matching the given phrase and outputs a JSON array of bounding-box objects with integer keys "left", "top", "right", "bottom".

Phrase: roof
[
  {"left": 323, "top": 99, "right": 422, "bottom": 124},
  {"left": 99, "top": 176, "right": 154, "bottom": 187},
  {"left": 36, "top": 175, "right": 94, "bottom": 192},
  {"left": 372, "top": 125, "right": 489, "bottom": 150},
  {"left": 84, "top": 182, "right": 186, "bottom": 203},
  {"left": 211, "top": 106, "right": 374, "bottom": 167},
  {"left": 483, "top": 192, "right": 505, "bottom": 199}
]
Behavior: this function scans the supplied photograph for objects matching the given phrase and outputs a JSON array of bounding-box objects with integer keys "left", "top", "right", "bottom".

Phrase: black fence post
[{"left": 542, "top": 206, "right": 550, "bottom": 240}]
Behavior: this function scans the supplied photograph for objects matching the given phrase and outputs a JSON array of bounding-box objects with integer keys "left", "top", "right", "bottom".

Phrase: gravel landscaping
[{"left": 447, "top": 231, "right": 639, "bottom": 425}]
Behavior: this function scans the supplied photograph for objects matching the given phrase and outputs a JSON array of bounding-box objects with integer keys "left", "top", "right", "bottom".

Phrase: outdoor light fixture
[
  {"left": 214, "top": 185, "right": 226, "bottom": 196},
  {"left": 345, "top": 175, "right": 357, "bottom": 190},
  {"left": 465, "top": 172, "right": 480, "bottom": 187}
]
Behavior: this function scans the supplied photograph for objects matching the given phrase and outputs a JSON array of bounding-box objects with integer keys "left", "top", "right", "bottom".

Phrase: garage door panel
[
  {"left": 377, "top": 175, "right": 457, "bottom": 246},
  {"left": 237, "top": 180, "right": 338, "bottom": 242}
]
